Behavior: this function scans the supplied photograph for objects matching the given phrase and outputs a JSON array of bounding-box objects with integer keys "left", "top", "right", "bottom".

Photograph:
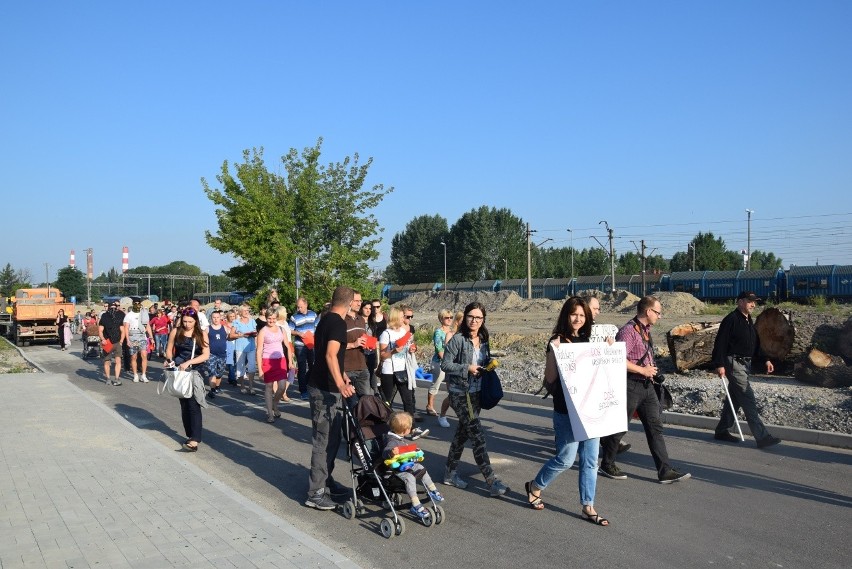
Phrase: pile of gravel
[{"left": 489, "top": 332, "right": 852, "bottom": 435}]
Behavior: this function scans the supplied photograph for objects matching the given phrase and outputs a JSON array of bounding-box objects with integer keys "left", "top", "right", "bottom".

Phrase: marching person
[
  {"left": 56, "top": 309, "right": 69, "bottom": 351},
  {"left": 711, "top": 291, "right": 781, "bottom": 448},
  {"left": 526, "top": 296, "right": 609, "bottom": 526},
  {"left": 305, "top": 286, "right": 356, "bottom": 510},
  {"left": 599, "top": 296, "right": 691, "bottom": 484},
  {"left": 123, "top": 298, "right": 153, "bottom": 383},
  {"left": 165, "top": 307, "right": 210, "bottom": 452},
  {"left": 255, "top": 308, "right": 289, "bottom": 423},
  {"left": 440, "top": 302, "right": 509, "bottom": 497},
  {"left": 99, "top": 302, "right": 126, "bottom": 385}
]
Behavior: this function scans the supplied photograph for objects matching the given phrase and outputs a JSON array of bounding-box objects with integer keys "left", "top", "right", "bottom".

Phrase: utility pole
[
  {"left": 688, "top": 242, "right": 696, "bottom": 271},
  {"left": 45, "top": 263, "right": 51, "bottom": 297},
  {"left": 745, "top": 208, "right": 754, "bottom": 270},
  {"left": 440, "top": 241, "right": 447, "bottom": 290},
  {"left": 567, "top": 228, "right": 574, "bottom": 294},
  {"left": 599, "top": 221, "right": 615, "bottom": 293},
  {"left": 631, "top": 240, "right": 657, "bottom": 296},
  {"left": 502, "top": 258, "right": 507, "bottom": 280},
  {"left": 526, "top": 223, "right": 536, "bottom": 299}
]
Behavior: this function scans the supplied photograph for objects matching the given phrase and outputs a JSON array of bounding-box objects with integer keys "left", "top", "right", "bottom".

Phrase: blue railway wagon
[
  {"left": 642, "top": 273, "right": 666, "bottom": 295},
  {"left": 830, "top": 265, "right": 852, "bottom": 299},
  {"left": 388, "top": 283, "right": 432, "bottom": 304},
  {"left": 543, "top": 278, "right": 574, "bottom": 300},
  {"left": 529, "top": 278, "right": 550, "bottom": 299},
  {"left": 668, "top": 271, "right": 704, "bottom": 298},
  {"left": 703, "top": 271, "right": 738, "bottom": 301},
  {"left": 498, "top": 279, "right": 528, "bottom": 297},
  {"left": 737, "top": 269, "right": 784, "bottom": 300},
  {"left": 613, "top": 275, "right": 637, "bottom": 296},
  {"left": 470, "top": 280, "right": 499, "bottom": 293},
  {"left": 574, "top": 275, "right": 608, "bottom": 295},
  {"left": 449, "top": 281, "right": 476, "bottom": 292},
  {"left": 787, "top": 265, "right": 833, "bottom": 300}
]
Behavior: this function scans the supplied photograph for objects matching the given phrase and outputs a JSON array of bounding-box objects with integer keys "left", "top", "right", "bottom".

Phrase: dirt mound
[
  {"left": 655, "top": 292, "right": 706, "bottom": 317},
  {"left": 398, "top": 291, "right": 524, "bottom": 315}
]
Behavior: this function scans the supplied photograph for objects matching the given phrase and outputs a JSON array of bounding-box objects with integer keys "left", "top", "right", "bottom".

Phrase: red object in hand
[
  {"left": 302, "top": 331, "right": 315, "bottom": 349},
  {"left": 362, "top": 335, "right": 377, "bottom": 350},
  {"left": 397, "top": 331, "right": 412, "bottom": 347},
  {"left": 102, "top": 338, "right": 113, "bottom": 353}
]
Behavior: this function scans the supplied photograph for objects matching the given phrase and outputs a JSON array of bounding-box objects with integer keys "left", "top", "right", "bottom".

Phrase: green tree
[
  {"left": 749, "top": 250, "right": 783, "bottom": 270},
  {"left": 54, "top": 266, "right": 86, "bottom": 301},
  {"left": 387, "top": 214, "right": 449, "bottom": 284},
  {"left": 203, "top": 140, "right": 392, "bottom": 307},
  {"left": 617, "top": 252, "right": 642, "bottom": 275},
  {"left": 671, "top": 232, "right": 743, "bottom": 271},
  {"left": 445, "top": 207, "right": 526, "bottom": 281},
  {"left": 575, "top": 247, "right": 609, "bottom": 276},
  {"left": 1, "top": 265, "right": 33, "bottom": 294}
]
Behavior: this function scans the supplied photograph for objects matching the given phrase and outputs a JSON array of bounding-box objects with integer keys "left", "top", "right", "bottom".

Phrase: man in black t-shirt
[
  {"left": 305, "top": 286, "right": 357, "bottom": 510},
  {"left": 99, "top": 302, "right": 126, "bottom": 386}
]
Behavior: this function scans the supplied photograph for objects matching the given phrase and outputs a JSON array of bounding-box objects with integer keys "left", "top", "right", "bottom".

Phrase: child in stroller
[
  {"left": 383, "top": 411, "right": 445, "bottom": 521},
  {"left": 81, "top": 315, "right": 102, "bottom": 359},
  {"left": 342, "top": 395, "right": 446, "bottom": 538}
]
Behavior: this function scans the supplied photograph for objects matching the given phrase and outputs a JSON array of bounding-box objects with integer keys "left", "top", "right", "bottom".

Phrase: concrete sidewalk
[{"left": 0, "top": 373, "right": 360, "bottom": 569}]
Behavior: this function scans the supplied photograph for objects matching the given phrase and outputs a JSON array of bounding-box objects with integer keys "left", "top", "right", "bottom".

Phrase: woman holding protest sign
[{"left": 525, "top": 296, "right": 609, "bottom": 526}]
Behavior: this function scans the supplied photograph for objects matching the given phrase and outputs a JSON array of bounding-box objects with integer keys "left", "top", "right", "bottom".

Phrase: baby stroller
[
  {"left": 341, "top": 395, "right": 446, "bottom": 538},
  {"left": 81, "top": 325, "right": 103, "bottom": 359}
]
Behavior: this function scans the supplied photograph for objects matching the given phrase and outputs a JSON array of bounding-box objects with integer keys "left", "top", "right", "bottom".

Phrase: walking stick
[{"left": 719, "top": 375, "right": 745, "bottom": 441}]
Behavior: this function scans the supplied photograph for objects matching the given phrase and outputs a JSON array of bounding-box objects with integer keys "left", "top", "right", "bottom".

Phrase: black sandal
[
  {"left": 582, "top": 507, "right": 609, "bottom": 526},
  {"left": 525, "top": 481, "right": 544, "bottom": 510}
]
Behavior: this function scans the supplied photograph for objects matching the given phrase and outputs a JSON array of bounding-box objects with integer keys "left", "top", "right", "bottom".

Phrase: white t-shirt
[
  {"left": 123, "top": 310, "right": 149, "bottom": 336},
  {"left": 379, "top": 327, "right": 409, "bottom": 374}
]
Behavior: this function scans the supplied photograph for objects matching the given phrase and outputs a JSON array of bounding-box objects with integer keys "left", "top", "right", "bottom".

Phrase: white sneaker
[
  {"left": 133, "top": 374, "right": 140, "bottom": 383},
  {"left": 140, "top": 375, "right": 150, "bottom": 383},
  {"left": 437, "top": 416, "right": 450, "bottom": 428}
]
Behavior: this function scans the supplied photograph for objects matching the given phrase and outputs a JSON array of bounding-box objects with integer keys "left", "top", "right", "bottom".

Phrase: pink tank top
[{"left": 261, "top": 325, "right": 285, "bottom": 359}]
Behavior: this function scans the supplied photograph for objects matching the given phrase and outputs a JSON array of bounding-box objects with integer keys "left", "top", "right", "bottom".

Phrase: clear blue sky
[{"left": 3, "top": 1, "right": 851, "bottom": 284}]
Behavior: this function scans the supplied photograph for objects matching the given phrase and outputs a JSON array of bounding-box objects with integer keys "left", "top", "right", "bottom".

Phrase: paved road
[{"left": 9, "top": 343, "right": 852, "bottom": 569}]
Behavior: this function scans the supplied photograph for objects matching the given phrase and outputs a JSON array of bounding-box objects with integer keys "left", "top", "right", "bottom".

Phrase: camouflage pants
[{"left": 445, "top": 391, "right": 494, "bottom": 481}]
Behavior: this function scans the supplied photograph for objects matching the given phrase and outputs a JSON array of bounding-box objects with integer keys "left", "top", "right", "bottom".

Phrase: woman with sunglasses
[
  {"left": 426, "top": 309, "right": 454, "bottom": 422},
  {"left": 165, "top": 308, "right": 210, "bottom": 452},
  {"left": 440, "top": 302, "right": 508, "bottom": 497},
  {"left": 378, "top": 307, "right": 417, "bottom": 415},
  {"left": 525, "top": 296, "right": 609, "bottom": 526}
]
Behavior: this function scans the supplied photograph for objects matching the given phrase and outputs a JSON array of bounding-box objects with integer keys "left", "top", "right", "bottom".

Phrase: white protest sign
[
  {"left": 590, "top": 323, "right": 619, "bottom": 343},
  {"left": 553, "top": 341, "right": 627, "bottom": 440}
]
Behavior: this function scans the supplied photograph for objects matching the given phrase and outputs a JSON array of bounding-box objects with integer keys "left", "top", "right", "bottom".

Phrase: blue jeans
[
  {"left": 534, "top": 411, "right": 599, "bottom": 506},
  {"left": 295, "top": 344, "right": 314, "bottom": 395}
]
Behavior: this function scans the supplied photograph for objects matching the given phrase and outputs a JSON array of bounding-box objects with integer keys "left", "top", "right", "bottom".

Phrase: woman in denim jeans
[
  {"left": 525, "top": 296, "right": 609, "bottom": 526},
  {"left": 440, "top": 302, "right": 509, "bottom": 497}
]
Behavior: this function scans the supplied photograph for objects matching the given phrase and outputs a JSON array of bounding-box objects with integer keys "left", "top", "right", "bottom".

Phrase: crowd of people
[{"left": 68, "top": 286, "right": 781, "bottom": 527}]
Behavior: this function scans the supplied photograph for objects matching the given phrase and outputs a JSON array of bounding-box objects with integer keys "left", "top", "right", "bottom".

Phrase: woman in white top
[{"left": 378, "top": 306, "right": 416, "bottom": 415}]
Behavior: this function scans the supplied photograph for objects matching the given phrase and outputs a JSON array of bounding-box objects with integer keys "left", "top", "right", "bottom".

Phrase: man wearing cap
[
  {"left": 99, "top": 302, "right": 126, "bottom": 386},
  {"left": 711, "top": 291, "right": 781, "bottom": 449}
]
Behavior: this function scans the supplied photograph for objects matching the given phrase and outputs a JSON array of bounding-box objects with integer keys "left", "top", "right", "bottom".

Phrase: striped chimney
[
  {"left": 122, "top": 246, "right": 129, "bottom": 273},
  {"left": 70, "top": 250, "right": 76, "bottom": 267},
  {"left": 87, "top": 250, "right": 93, "bottom": 280}
]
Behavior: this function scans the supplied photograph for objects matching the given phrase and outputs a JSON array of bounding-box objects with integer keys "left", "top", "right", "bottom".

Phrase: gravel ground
[{"left": 403, "top": 290, "right": 852, "bottom": 435}]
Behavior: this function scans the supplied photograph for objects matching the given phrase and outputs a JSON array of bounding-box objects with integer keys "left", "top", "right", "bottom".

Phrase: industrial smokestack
[{"left": 122, "top": 246, "right": 129, "bottom": 273}]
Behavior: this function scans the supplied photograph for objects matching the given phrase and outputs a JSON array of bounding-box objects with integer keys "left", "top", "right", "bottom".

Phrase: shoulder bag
[{"left": 158, "top": 339, "right": 196, "bottom": 398}]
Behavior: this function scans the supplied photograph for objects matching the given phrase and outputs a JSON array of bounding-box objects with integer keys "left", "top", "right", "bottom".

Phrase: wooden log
[
  {"left": 836, "top": 316, "right": 852, "bottom": 361},
  {"left": 666, "top": 322, "right": 719, "bottom": 372},
  {"left": 793, "top": 348, "right": 852, "bottom": 388},
  {"left": 754, "top": 308, "right": 795, "bottom": 361}
]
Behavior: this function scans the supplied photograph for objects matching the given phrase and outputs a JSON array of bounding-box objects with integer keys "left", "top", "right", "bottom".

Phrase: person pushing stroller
[{"left": 382, "top": 411, "right": 445, "bottom": 521}]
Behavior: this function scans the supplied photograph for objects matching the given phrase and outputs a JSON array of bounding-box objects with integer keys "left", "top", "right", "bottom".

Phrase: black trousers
[
  {"left": 380, "top": 372, "right": 416, "bottom": 415},
  {"left": 601, "top": 379, "right": 671, "bottom": 477},
  {"left": 180, "top": 397, "right": 203, "bottom": 443}
]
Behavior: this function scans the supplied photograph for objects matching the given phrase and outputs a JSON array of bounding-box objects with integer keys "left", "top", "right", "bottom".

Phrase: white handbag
[{"left": 159, "top": 340, "right": 196, "bottom": 398}]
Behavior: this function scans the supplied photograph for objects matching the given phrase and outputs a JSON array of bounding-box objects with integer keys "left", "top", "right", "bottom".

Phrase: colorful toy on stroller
[{"left": 341, "top": 395, "right": 446, "bottom": 538}]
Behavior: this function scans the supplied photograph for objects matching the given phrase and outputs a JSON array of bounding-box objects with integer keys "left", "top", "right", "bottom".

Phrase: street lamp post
[
  {"left": 440, "top": 241, "right": 447, "bottom": 290},
  {"left": 567, "top": 228, "right": 574, "bottom": 294},
  {"left": 688, "top": 242, "right": 696, "bottom": 271},
  {"left": 745, "top": 209, "right": 754, "bottom": 270},
  {"left": 502, "top": 258, "right": 507, "bottom": 280}
]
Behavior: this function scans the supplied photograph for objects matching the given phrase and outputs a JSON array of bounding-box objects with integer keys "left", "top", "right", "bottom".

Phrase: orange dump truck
[{"left": 5, "top": 288, "right": 75, "bottom": 346}]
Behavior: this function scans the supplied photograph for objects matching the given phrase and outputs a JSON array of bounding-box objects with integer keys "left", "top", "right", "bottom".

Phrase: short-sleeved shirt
[
  {"left": 290, "top": 309, "right": 318, "bottom": 346},
  {"left": 615, "top": 318, "right": 654, "bottom": 379},
  {"left": 309, "top": 311, "right": 347, "bottom": 392},
  {"left": 233, "top": 318, "right": 256, "bottom": 352},
  {"left": 99, "top": 310, "right": 125, "bottom": 343},
  {"left": 344, "top": 314, "right": 368, "bottom": 371}
]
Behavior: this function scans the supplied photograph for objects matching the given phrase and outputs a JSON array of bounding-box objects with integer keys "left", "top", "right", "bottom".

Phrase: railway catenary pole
[
  {"left": 440, "top": 241, "right": 447, "bottom": 291},
  {"left": 746, "top": 209, "right": 754, "bottom": 270},
  {"left": 567, "top": 228, "right": 574, "bottom": 295},
  {"left": 598, "top": 221, "right": 615, "bottom": 293},
  {"left": 526, "top": 223, "right": 536, "bottom": 299}
]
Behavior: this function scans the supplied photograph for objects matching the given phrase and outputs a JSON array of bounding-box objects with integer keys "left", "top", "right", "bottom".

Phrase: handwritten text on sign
[{"left": 553, "top": 341, "right": 627, "bottom": 440}]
